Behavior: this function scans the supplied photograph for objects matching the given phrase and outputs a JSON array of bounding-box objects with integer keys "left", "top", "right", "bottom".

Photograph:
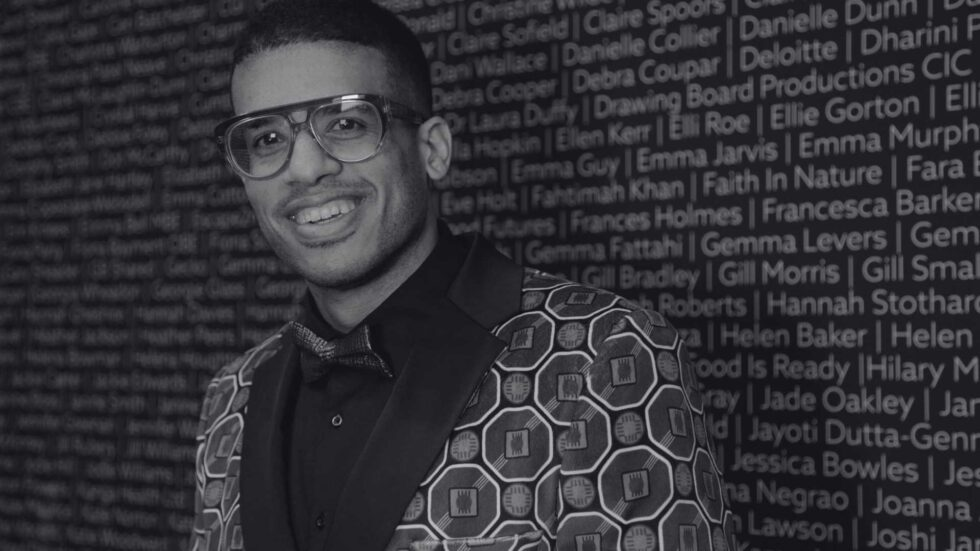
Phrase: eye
[
  {"left": 252, "top": 131, "right": 284, "bottom": 149},
  {"left": 324, "top": 117, "right": 368, "bottom": 134},
  {"left": 312, "top": 101, "right": 380, "bottom": 143},
  {"left": 238, "top": 117, "right": 290, "bottom": 157}
]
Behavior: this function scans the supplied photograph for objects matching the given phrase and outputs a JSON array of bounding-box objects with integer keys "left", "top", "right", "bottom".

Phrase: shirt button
[
  {"left": 315, "top": 513, "right": 325, "bottom": 530},
  {"left": 331, "top": 414, "right": 343, "bottom": 427}
]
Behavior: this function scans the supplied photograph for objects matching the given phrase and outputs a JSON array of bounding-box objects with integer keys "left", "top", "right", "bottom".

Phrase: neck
[{"left": 307, "top": 221, "right": 438, "bottom": 333}]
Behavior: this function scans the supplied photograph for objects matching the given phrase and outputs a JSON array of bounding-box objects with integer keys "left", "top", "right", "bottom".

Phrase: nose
[{"left": 285, "top": 128, "right": 342, "bottom": 184}]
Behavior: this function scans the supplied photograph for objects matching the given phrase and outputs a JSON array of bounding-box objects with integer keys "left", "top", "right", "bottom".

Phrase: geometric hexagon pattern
[
  {"left": 586, "top": 333, "right": 658, "bottom": 411},
  {"left": 427, "top": 464, "right": 501, "bottom": 539},
  {"left": 659, "top": 501, "right": 712, "bottom": 551},
  {"left": 645, "top": 386, "right": 697, "bottom": 461},
  {"left": 190, "top": 270, "right": 738, "bottom": 551},
  {"left": 535, "top": 352, "right": 592, "bottom": 424},
  {"left": 555, "top": 512, "right": 622, "bottom": 551},
  {"left": 385, "top": 271, "right": 737, "bottom": 550},
  {"left": 483, "top": 407, "right": 553, "bottom": 482},
  {"left": 693, "top": 449, "right": 725, "bottom": 523},
  {"left": 597, "top": 446, "right": 673, "bottom": 523},
  {"left": 556, "top": 399, "right": 611, "bottom": 475}
]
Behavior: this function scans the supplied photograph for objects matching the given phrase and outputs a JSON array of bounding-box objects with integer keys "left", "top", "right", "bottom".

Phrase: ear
[{"left": 416, "top": 116, "right": 453, "bottom": 181}]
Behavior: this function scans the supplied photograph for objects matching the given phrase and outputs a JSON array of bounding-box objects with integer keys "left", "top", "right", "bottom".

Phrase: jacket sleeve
[{"left": 553, "top": 307, "right": 738, "bottom": 551}]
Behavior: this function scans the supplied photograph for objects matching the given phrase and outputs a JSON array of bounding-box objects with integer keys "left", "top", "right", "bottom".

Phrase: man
[{"left": 190, "top": 1, "right": 738, "bottom": 550}]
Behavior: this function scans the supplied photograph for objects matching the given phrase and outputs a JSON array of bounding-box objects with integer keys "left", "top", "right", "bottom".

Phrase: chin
[
  {"left": 290, "top": 239, "right": 398, "bottom": 291},
  {"left": 282, "top": 247, "right": 371, "bottom": 289},
  {"left": 300, "top": 262, "right": 376, "bottom": 291}
]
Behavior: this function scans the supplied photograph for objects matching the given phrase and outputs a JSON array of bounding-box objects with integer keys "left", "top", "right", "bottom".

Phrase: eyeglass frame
[{"left": 213, "top": 93, "right": 429, "bottom": 180}]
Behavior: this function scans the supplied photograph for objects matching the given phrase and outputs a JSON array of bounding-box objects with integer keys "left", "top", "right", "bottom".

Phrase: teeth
[{"left": 294, "top": 199, "right": 357, "bottom": 224}]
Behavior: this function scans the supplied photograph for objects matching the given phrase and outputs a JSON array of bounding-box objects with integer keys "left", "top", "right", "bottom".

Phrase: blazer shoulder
[
  {"left": 195, "top": 325, "right": 289, "bottom": 440},
  {"left": 509, "top": 266, "right": 682, "bottom": 350}
]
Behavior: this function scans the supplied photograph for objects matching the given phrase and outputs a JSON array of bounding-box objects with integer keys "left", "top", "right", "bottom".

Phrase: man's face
[{"left": 230, "top": 42, "right": 435, "bottom": 290}]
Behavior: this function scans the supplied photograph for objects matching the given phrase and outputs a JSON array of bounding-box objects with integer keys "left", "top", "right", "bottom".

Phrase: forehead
[{"left": 231, "top": 41, "right": 394, "bottom": 115}]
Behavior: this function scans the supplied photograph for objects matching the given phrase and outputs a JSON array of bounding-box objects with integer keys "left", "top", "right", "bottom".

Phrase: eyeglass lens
[{"left": 226, "top": 99, "right": 384, "bottom": 178}]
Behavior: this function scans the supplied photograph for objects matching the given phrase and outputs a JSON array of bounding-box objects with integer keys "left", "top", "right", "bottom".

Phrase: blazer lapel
[
  {"left": 326, "top": 235, "right": 525, "bottom": 551},
  {"left": 448, "top": 233, "right": 525, "bottom": 329},
  {"left": 240, "top": 335, "right": 301, "bottom": 551}
]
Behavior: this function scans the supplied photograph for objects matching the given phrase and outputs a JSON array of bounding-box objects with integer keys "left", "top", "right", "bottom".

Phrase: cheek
[
  {"left": 391, "top": 170, "right": 429, "bottom": 217},
  {"left": 376, "top": 154, "right": 426, "bottom": 211},
  {"left": 243, "top": 184, "right": 277, "bottom": 215}
]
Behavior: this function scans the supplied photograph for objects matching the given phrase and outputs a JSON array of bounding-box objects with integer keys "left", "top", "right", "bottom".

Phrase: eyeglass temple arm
[{"left": 387, "top": 101, "right": 428, "bottom": 125}]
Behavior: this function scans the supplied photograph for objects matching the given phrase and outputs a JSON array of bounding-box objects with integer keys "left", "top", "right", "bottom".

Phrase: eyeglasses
[{"left": 214, "top": 94, "right": 427, "bottom": 180}]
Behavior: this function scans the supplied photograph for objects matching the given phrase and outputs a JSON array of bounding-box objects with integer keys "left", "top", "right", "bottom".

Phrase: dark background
[{"left": 1, "top": 0, "right": 978, "bottom": 549}]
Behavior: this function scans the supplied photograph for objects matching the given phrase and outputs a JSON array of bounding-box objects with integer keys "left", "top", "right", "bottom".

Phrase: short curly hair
[{"left": 231, "top": 0, "right": 431, "bottom": 114}]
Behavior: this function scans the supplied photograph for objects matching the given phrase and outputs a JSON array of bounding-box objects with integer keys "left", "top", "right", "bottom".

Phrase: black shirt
[{"left": 286, "top": 228, "right": 468, "bottom": 550}]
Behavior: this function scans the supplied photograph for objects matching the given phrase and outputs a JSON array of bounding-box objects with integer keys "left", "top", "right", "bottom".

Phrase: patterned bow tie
[{"left": 289, "top": 321, "right": 393, "bottom": 382}]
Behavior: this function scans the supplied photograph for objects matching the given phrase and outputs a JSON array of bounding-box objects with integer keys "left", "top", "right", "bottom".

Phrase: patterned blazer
[{"left": 189, "top": 235, "right": 737, "bottom": 551}]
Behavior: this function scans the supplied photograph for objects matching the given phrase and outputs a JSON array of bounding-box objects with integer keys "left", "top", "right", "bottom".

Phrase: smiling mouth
[{"left": 291, "top": 198, "right": 360, "bottom": 225}]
